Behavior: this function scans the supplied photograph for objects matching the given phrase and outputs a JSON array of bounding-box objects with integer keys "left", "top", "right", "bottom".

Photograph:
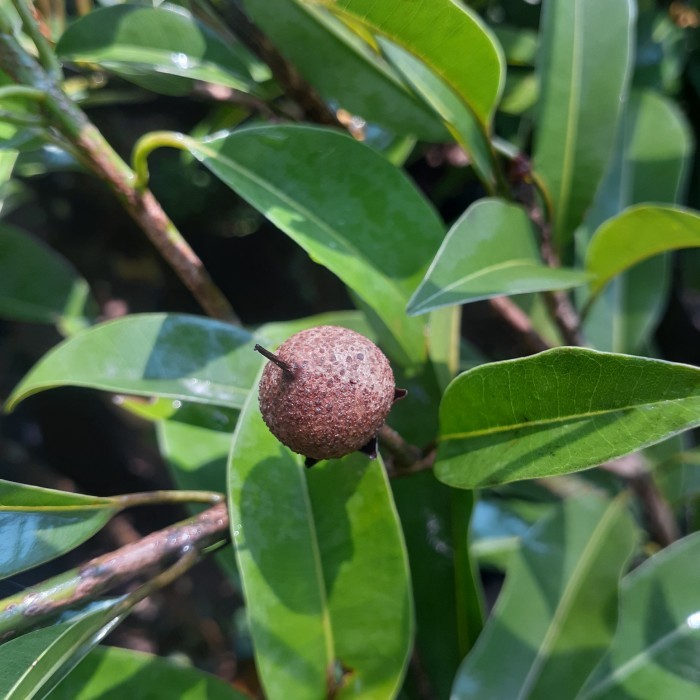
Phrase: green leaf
[
  {"left": 579, "top": 90, "right": 692, "bottom": 353},
  {"left": 312, "top": 0, "right": 504, "bottom": 127},
  {"left": 579, "top": 532, "right": 700, "bottom": 700},
  {"left": 407, "top": 199, "right": 589, "bottom": 315},
  {"left": 0, "top": 599, "right": 129, "bottom": 699},
  {"left": 5, "top": 313, "right": 258, "bottom": 413},
  {"left": 378, "top": 40, "right": 498, "bottom": 188},
  {"left": 0, "top": 78, "right": 41, "bottom": 152},
  {"left": 56, "top": 4, "right": 262, "bottom": 97},
  {"left": 0, "top": 224, "right": 94, "bottom": 333},
  {"left": 393, "top": 474, "right": 483, "bottom": 700},
  {"left": 186, "top": 125, "right": 444, "bottom": 367},
  {"left": 49, "top": 645, "right": 249, "bottom": 699},
  {"left": 157, "top": 403, "right": 237, "bottom": 495},
  {"left": 452, "top": 495, "right": 637, "bottom": 699},
  {"left": 435, "top": 347, "right": 700, "bottom": 489},
  {"left": 492, "top": 26, "right": 539, "bottom": 66},
  {"left": 156, "top": 403, "right": 238, "bottom": 580},
  {"left": 228, "top": 385, "right": 412, "bottom": 699},
  {"left": 533, "top": 0, "right": 635, "bottom": 250},
  {"left": 654, "top": 450, "right": 700, "bottom": 505},
  {"left": 241, "top": 0, "right": 445, "bottom": 140},
  {"left": 586, "top": 205, "right": 700, "bottom": 298},
  {"left": 0, "top": 481, "right": 117, "bottom": 580}
]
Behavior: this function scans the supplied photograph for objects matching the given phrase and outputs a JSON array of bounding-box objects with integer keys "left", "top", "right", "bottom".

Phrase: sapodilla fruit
[{"left": 254, "top": 326, "right": 406, "bottom": 465}]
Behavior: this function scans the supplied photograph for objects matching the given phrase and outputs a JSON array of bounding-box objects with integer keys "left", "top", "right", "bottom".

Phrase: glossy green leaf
[
  {"left": 49, "top": 645, "right": 249, "bottom": 699},
  {"left": 586, "top": 205, "right": 700, "bottom": 298},
  {"left": 452, "top": 495, "right": 637, "bottom": 699},
  {"left": 228, "top": 384, "right": 412, "bottom": 699},
  {"left": 407, "top": 199, "right": 589, "bottom": 315},
  {"left": 378, "top": 39, "right": 497, "bottom": 188},
  {"left": 471, "top": 497, "right": 556, "bottom": 572},
  {"left": 492, "top": 26, "right": 539, "bottom": 66},
  {"left": 427, "top": 306, "right": 461, "bottom": 392},
  {"left": 0, "top": 224, "right": 94, "bottom": 333},
  {"left": 579, "top": 532, "right": 700, "bottom": 700},
  {"left": 393, "top": 473, "right": 483, "bottom": 700},
  {"left": 186, "top": 125, "right": 444, "bottom": 367},
  {"left": 533, "top": 0, "right": 634, "bottom": 249},
  {"left": 157, "top": 403, "right": 237, "bottom": 494},
  {"left": 580, "top": 91, "right": 691, "bottom": 353},
  {"left": 313, "top": 0, "right": 504, "bottom": 126},
  {"left": 0, "top": 598, "right": 129, "bottom": 699},
  {"left": 56, "top": 4, "right": 261, "bottom": 97},
  {"left": 241, "top": 0, "right": 445, "bottom": 140},
  {"left": 654, "top": 450, "right": 700, "bottom": 505},
  {"left": 500, "top": 71, "right": 538, "bottom": 115},
  {"left": 5, "top": 313, "right": 258, "bottom": 412},
  {"left": 436, "top": 347, "right": 700, "bottom": 489},
  {"left": 0, "top": 480, "right": 117, "bottom": 580},
  {"left": 0, "top": 71, "right": 41, "bottom": 151}
]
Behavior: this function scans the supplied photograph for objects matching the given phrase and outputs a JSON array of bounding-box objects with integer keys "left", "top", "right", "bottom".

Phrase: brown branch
[
  {"left": 212, "top": 1, "right": 342, "bottom": 128},
  {"left": 509, "top": 156, "right": 585, "bottom": 347},
  {"left": 0, "top": 28, "right": 239, "bottom": 323},
  {"left": 601, "top": 455, "right": 679, "bottom": 547},
  {"left": 378, "top": 424, "right": 422, "bottom": 470},
  {"left": 488, "top": 296, "right": 552, "bottom": 355},
  {"left": 0, "top": 502, "right": 229, "bottom": 641},
  {"left": 378, "top": 424, "right": 435, "bottom": 479}
]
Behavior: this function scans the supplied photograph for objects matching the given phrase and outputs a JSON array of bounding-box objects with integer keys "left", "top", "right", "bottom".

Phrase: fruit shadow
[{"left": 238, "top": 454, "right": 356, "bottom": 614}]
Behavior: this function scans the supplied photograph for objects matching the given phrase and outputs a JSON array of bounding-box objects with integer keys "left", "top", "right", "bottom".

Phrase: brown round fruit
[{"left": 256, "top": 326, "right": 397, "bottom": 461}]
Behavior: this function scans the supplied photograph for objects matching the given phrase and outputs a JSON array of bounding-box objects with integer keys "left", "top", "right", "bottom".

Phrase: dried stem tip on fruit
[{"left": 255, "top": 326, "right": 401, "bottom": 461}]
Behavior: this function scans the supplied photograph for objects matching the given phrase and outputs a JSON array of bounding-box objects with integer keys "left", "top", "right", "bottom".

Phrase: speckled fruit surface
[{"left": 258, "top": 326, "right": 396, "bottom": 460}]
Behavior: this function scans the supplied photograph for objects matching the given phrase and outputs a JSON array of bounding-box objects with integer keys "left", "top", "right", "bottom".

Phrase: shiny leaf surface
[
  {"left": 379, "top": 40, "right": 497, "bottom": 188},
  {"left": 187, "top": 126, "right": 444, "bottom": 366},
  {"left": 0, "top": 480, "right": 117, "bottom": 580},
  {"left": 0, "top": 224, "right": 94, "bottom": 333},
  {"left": 579, "top": 532, "right": 700, "bottom": 700},
  {"left": 407, "top": 199, "right": 588, "bottom": 315},
  {"left": 49, "top": 645, "right": 249, "bottom": 699},
  {"left": 452, "top": 495, "right": 637, "bottom": 699},
  {"left": 56, "top": 4, "right": 261, "bottom": 96},
  {"left": 586, "top": 205, "right": 700, "bottom": 298},
  {"left": 242, "top": 0, "right": 445, "bottom": 140},
  {"left": 580, "top": 91, "right": 691, "bottom": 353},
  {"left": 228, "top": 385, "right": 412, "bottom": 699},
  {"left": 5, "top": 313, "right": 258, "bottom": 412},
  {"left": 533, "top": 0, "right": 634, "bottom": 249},
  {"left": 0, "top": 599, "right": 128, "bottom": 699},
  {"left": 436, "top": 348, "right": 700, "bottom": 488},
  {"left": 313, "top": 0, "right": 504, "bottom": 126},
  {"left": 393, "top": 473, "right": 483, "bottom": 700}
]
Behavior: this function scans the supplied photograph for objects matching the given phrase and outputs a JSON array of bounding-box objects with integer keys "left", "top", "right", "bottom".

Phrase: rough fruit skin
[{"left": 258, "top": 326, "right": 395, "bottom": 460}]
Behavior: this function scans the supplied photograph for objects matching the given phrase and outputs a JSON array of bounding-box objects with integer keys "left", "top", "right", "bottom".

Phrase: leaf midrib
[
  {"left": 580, "top": 621, "right": 696, "bottom": 698},
  {"left": 412, "top": 258, "right": 586, "bottom": 310},
  {"left": 553, "top": 0, "right": 582, "bottom": 236},
  {"left": 441, "top": 394, "right": 700, "bottom": 441},
  {"left": 516, "top": 500, "right": 623, "bottom": 699}
]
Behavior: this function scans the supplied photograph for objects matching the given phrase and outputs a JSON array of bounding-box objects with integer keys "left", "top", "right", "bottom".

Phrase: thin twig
[
  {"left": 0, "top": 25, "right": 239, "bottom": 323},
  {"left": 601, "top": 455, "right": 679, "bottom": 547},
  {"left": 488, "top": 296, "right": 552, "bottom": 354},
  {"left": 209, "top": 0, "right": 342, "bottom": 128},
  {"left": 509, "top": 155, "right": 585, "bottom": 346},
  {"left": 378, "top": 424, "right": 422, "bottom": 471},
  {"left": 0, "top": 502, "right": 229, "bottom": 641},
  {"left": 9, "top": 0, "right": 61, "bottom": 78}
]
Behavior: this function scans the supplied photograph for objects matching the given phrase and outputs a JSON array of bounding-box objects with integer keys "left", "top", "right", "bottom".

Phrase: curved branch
[
  {"left": 0, "top": 27, "right": 239, "bottom": 323},
  {"left": 0, "top": 502, "right": 230, "bottom": 641}
]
